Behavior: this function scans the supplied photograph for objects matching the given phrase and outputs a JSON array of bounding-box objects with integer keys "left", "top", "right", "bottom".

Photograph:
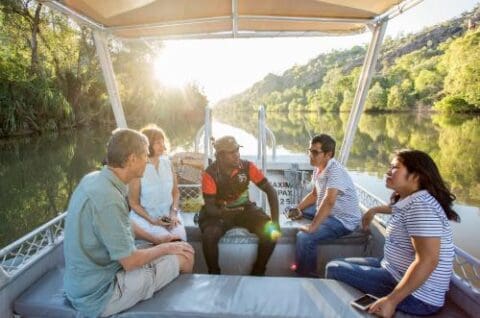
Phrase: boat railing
[
  {"left": 0, "top": 212, "right": 66, "bottom": 284},
  {"left": 1, "top": 185, "right": 479, "bottom": 300},
  {"left": 355, "top": 183, "right": 390, "bottom": 225},
  {"left": 257, "top": 105, "right": 276, "bottom": 168}
]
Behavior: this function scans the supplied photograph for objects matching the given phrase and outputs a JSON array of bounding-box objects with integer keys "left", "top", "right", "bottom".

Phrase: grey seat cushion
[
  {"left": 14, "top": 267, "right": 370, "bottom": 318},
  {"left": 184, "top": 212, "right": 370, "bottom": 245},
  {"left": 15, "top": 267, "right": 468, "bottom": 318}
]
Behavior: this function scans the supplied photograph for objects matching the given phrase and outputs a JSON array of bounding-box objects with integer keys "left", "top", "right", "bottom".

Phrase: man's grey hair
[{"left": 106, "top": 128, "right": 149, "bottom": 168}]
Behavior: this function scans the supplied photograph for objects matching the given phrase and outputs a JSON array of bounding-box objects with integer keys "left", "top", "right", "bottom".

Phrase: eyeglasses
[{"left": 308, "top": 148, "right": 323, "bottom": 156}]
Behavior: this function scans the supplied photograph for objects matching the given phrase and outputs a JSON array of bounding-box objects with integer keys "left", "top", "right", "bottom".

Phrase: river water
[{"left": 0, "top": 112, "right": 479, "bottom": 259}]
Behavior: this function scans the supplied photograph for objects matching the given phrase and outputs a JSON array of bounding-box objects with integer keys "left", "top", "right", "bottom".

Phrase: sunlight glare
[{"left": 154, "top": 53, "right": 192, "bottom": 88}]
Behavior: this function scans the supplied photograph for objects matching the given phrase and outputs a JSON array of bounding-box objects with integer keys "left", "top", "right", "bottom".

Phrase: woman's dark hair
[{"left": 391, "top": 149, "right": 459, "bottom": 222}]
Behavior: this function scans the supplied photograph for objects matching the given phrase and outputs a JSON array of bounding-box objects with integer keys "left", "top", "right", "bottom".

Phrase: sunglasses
[{"left": 308, "top": 148, "right": 323, "bottom": 156}]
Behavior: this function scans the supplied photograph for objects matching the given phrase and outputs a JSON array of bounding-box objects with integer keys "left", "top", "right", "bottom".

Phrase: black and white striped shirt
[
  {"left": 313, "top": 158, "right": 361, "bottom": 231},
  {"left": 381, "top": 190, "right": 454, "bottom": 307}
]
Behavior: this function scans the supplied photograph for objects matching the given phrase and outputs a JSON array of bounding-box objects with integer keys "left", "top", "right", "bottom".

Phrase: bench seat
[
  {"left": 182, "top": 212, "right": 370, "bottom": 276},
  {"left": 14, "top": 267, "right": 468, "bottom": 318},
  {"left": 12, "top": 267, "right": 370, "bottom": 317},
  {"left": 183, "top": 212, "right": 370, "bottom": 245}
]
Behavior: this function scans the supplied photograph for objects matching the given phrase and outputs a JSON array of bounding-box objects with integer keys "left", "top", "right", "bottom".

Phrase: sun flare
[{"left": 154, "top": 54, "right": 192, "bottom": 88}]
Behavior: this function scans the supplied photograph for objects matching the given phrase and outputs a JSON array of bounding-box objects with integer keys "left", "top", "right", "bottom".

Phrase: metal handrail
[
  {"left": 257, "top": 106, "right": 277, "bottom": 164},
  {"left": 0, "top": 212, "right": 66, "bottom": 280},
  {"left": 194, "top": 125, "right": 205, "bottom": 153},
  {"left": 0, "top": 212, "right": 66, "bottom": 258},
  {"left": 265, "top": 126, "right": 276, "bottom": 160}
]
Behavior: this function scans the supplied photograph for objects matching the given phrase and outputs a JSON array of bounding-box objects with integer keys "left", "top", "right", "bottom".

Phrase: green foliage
[
  {"left": 217, "top": 6, "right": 480, "bottom": 114},
  {"left": 434, "top": 95, "right": 474, "bottom": 113},
  {"left": 414, "top": 69, "right": 443, "bottom": 103},
  {"left": 441, "top": 29, "right": 480, "bottom": 109},
  {"left": 0, "top": 2, "right": 208, "bottom": 137},
  {"left": 365, "top": 82, "right": 388, "bottom": 111}
]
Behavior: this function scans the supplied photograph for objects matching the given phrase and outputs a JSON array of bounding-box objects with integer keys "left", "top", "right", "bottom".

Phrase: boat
[{"left": 1, "top": 1, "right": 479, "bottom": 317}]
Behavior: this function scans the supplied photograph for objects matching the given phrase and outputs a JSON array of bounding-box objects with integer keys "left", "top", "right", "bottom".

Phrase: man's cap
[{"left": 214, "top": 136, "right": 242, "bottom": 152}]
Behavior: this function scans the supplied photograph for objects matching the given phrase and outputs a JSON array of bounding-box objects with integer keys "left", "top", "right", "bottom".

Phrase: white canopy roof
[{"left": 41, "top": 0, "right": 421, "bottom": 39}]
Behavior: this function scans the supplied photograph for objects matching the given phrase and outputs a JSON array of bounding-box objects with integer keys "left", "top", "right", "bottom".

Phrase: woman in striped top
[{"left": 326, "top": 150, "right": 460, "bottom": 317}]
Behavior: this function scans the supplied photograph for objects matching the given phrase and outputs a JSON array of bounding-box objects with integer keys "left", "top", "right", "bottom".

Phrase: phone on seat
[{"left": 351, "top": 294, "right": 378, "bottom": 311}]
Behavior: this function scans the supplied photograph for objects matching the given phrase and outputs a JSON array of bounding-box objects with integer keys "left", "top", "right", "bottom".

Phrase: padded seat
[
  {"left": 14, "top": 267, "right": 468, "bottom": 318},
  {"left": 183, "top": 212, "right": 370, "bottom": 246},
  {"left": 14, "top": 267, "right": 369, "bottom": 318}
]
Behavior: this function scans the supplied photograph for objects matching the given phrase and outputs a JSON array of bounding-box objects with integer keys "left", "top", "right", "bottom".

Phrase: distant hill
[{"left": 216, "top": 5, "right": 480, "bottom": 113}]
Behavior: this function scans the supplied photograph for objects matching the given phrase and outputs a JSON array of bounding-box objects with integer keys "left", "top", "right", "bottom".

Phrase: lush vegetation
[
  {"left": 0, "top": 1, "right": 207, "bottom": 137},
  {"left": 216, "top": 5, "right": 480, "bottom": 114}
]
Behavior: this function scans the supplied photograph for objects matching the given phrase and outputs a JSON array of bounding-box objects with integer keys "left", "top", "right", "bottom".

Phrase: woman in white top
[
  {"left": 129, "top": 124, "right": 187, "bottom": 241},
  {"left": 326, "top": 149, "right": 459, "bottom": 317}
]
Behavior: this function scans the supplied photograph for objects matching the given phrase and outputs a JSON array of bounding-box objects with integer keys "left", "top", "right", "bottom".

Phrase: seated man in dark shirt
[{"left": 199, "top": 136, "right": 280, "bottom": 275}]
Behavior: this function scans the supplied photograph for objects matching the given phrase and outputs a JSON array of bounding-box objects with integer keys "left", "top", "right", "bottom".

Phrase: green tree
[
  {"left": 441, "top": 29, "right": 480, "bottom": 110},
  {"left": 434, "top": 95, "right": 474, "bottom": 113},
  {"left": 365, "top": 82, "right": 388, "bottom": 111},
  {"left": 414, "top": 69, "right": 443, "bottom": 104}
]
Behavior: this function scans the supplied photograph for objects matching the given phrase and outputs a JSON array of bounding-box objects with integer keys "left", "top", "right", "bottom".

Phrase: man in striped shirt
[{"left": 293, "top": 134, "right": 361, "bottom": 277}]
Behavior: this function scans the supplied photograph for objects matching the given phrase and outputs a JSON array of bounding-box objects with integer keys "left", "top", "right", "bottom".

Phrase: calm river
[{"left": 0, "top": 111, "right": 479, "bottom": 259}]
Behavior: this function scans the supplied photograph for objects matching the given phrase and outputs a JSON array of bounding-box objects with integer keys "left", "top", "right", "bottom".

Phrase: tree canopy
[{"left": 0, "top": 1, "right": 207, "bottom": 137}]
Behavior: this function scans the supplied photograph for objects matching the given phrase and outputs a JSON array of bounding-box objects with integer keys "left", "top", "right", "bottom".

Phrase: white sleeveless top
[{"left": 140, "top": 155, "right": 174, "bottom": 218}]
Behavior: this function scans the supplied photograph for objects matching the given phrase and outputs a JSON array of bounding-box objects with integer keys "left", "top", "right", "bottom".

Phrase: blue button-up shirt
[{"left": 64, "top": 166, "right": 136, "bottom": 317}]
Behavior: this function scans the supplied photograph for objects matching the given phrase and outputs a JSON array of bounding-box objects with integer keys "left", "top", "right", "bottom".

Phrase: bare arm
[
  {"left": 169, "top": 165, "right": 182, "bottom": 226},
  {"left": 362, "top": 205, "right": 392, "bottom": 230},
  {"left": 128, "top": 178, "right": 155, "bottom": 224},
  {"left": 170, "top": 165, "right": 180, "bottom": 215},
  {"left": 296, "top": 187, "right": 317, "bottom": 211},
  {"left": 369, "top": 237, "right": 440, "bottom": 317},
  {"left": 131, "top": 220, "right": 178, "bottom": 244},
  {"left": 119, "top": 241, "right": 194, "bottom": 271},
  {"left": 259, "top": 181, "right": 279, "bottom": 224}
]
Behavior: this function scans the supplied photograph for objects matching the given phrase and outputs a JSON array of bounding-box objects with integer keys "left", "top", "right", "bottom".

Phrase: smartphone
[
  {"left": 160, "top": 216, "right": 172, "bottom": 223},
  {"left": 351, "top": 294, "right": 378, "bottom": 311}
]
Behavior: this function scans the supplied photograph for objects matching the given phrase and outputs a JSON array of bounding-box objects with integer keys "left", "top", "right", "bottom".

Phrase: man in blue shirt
[{"left": 64, "top": 128, "right": 194, "bottom": 317}]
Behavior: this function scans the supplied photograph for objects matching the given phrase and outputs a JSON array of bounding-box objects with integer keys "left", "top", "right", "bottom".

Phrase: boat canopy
[
  {"left": 41, "top": 0, "right": 421, "bottom": 40},
  {"left": 39, "top": 0, "right": 422, "bottom": 164}
]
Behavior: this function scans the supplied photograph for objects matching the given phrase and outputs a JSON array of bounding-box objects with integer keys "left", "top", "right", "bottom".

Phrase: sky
[{"left": 153, "top": 0, "right": 479, "bottom": 104}]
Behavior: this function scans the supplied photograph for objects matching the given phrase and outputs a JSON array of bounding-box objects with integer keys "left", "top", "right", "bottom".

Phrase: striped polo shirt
[
  {"left": 381, "top": 190, "right": 455, "bottom": 307},
  {"left": 313, "top": 158, "right": 361, "bottom": 231}
]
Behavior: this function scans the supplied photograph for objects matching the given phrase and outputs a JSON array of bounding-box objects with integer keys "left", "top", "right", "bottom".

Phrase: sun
[{"left": 153, "top": 53, "right": 192, "bottom": 88}]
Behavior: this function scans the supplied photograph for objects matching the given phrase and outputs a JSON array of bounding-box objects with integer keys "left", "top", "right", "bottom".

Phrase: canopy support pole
[
  {"left": 93, "top": 31, "right": 128, "bottom": 128},
  {"left": 339, "top": 20, "right": 388, "bottom": 165},
  {"left": 203, "top": 107, "right": 213, "bottom": 168}
]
